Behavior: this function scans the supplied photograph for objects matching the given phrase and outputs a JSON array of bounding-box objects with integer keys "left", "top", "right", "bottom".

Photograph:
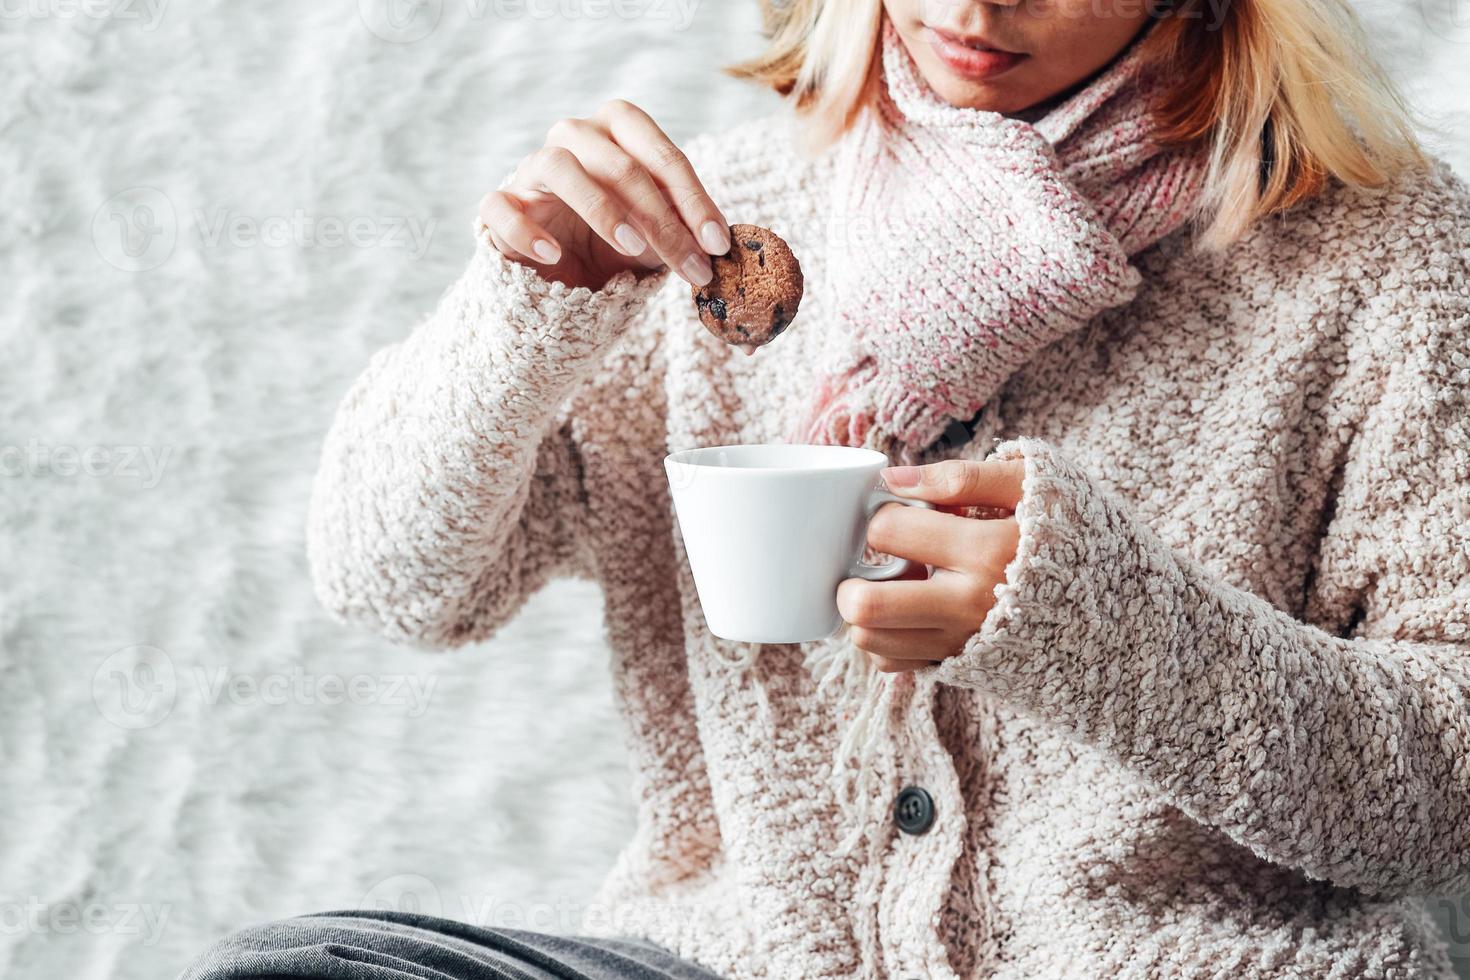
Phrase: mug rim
[{"left": 664, "top": 443, "right": 887, "bottom": 473}]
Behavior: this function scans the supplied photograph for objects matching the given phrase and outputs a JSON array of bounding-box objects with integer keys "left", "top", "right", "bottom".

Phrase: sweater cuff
[
  {"left": 376, "top": 228, "right": 670, "bottom": 460},
  {"left": 469, "top": 223, "right": 664, "bottom": 354},
  {"left": 928, "top": 437, "right": 1149, "bottom": 698}
]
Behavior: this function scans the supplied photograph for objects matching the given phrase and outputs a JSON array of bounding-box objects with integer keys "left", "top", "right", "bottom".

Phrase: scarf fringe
[
  {"left": 801, "top": 629, "right": 899, "bottom": 857},
  {"left": 710, "top": 633, "right": 891, "bottom": 853},
  {"left": 794, "top": 357, "right": 943, "bottom": 464},
  {"left": 794, "top": 358, "right": 870, "bottom": 446}
]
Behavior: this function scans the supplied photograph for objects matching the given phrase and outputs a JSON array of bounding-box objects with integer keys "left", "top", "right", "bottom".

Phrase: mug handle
[{"left": 846, "top": 490, "right": 936, "bottom": 582}]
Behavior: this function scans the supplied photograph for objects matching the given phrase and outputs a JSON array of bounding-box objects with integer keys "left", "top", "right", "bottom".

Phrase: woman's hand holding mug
[
  {"left": 838, "top": 459, "right": 1025, "bottom": 672},
  {"left": 480, "top": 99, "right": 731, "bottom": 292}
]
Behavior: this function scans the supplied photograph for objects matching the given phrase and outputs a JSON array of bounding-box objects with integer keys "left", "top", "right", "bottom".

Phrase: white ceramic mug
[{"left": 664, "top": 444, "right": 934, "bottom": 643}]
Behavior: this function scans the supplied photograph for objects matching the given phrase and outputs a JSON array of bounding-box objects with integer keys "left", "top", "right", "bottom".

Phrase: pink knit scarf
[{"left": 795, "top": 22, "right": 1207, "bottom": 461}]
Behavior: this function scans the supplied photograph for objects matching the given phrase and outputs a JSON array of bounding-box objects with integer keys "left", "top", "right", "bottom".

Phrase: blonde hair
[{"left": 730, "top": 0, "right": 1424, "bottom": 248}]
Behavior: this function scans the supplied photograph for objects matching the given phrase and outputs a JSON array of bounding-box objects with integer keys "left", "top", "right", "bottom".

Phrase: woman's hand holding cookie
[
  {"left": 480, "top": 99, "right": 731, "bottom": 291},
  {"left": 837, "top": 460, "right": 1025, "bottom": 672}
]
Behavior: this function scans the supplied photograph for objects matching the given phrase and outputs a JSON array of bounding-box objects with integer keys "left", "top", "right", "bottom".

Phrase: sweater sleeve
[
  {"left": 307, "top": 230, "right": 665, "bottom": 647},
  {"left": 930, "top": 330, "right": 1470, "bottom": 895}
]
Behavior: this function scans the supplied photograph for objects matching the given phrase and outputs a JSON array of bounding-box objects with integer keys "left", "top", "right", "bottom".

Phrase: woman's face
[{"left": 881, "top": 0, "right": 1152, "bottom": 113}]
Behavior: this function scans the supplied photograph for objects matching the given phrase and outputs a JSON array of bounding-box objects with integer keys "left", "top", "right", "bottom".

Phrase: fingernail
[
  {"left": 681, "top": 253, "right": 714, "bottom": 287},
  {"left": 614, "top": 223, "right": 646, "bottom": 256},
  {"left": 883, "top": 466, "right": 920, "bottom": 488},
  {"left": 532, "top": 239, "right": 560, "bottom": 264},
  {"left": 700, "top": 221, "right": 731, "bottom": 255}
]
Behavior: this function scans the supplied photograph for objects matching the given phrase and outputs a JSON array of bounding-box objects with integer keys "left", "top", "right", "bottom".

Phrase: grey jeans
[{"left": 178, "top": 910, "right": 726, "bottom": 980}]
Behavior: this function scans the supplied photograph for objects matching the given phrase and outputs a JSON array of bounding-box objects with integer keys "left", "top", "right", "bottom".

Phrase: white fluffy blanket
[{"left": 0, "top": 2, "right": 1464, "bottom": 978}]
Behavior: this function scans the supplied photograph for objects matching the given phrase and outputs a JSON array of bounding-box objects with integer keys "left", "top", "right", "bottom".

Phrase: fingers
[
  {"left": 513, "top": 144, "right": 646, "bottom": 259},
  {"left": 847, "top": 627, "right": 952, "bottom": 668},
  {"left": 867, "top": 655, "right": 940, "bottom": 674},
  {"left": 836, "top": 461, "right": 1022, "bottom": 660},
  {"left": 837, "top": 572, "right": 997, "bottom": 631},
  {"left": 478, "top": 191, "right": 561, "bottom": 265},
  {"left": 867, "top": 504, "right": 1017, "bottom": 571},
  {"left": 882, "top": 459, "right": 1025, "bottom": 509},
  {"left": 595, "top": 99, "right": 732, "bottom": 256},
  {"left": 543, "top": 113, "right": 714, "bottom": 286},
  {"left": 491, "top": 101, "right": 727, "bottom": 287}
]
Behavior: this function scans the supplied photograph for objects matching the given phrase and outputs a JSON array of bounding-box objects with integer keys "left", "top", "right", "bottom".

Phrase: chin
[
  {"left": 908, "top": 49, "right": 1043, "bottom": 114},
  {"left": 921, "top": 71, "right": 1034, "bottom": 114},
  {"left": 928, "top": 80, "right": 1016, "bottom": 113}
]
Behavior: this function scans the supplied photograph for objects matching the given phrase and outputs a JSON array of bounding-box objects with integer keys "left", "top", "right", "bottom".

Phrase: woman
[{"left": 185, "top": 0, "right": 1470, "bottom": 977}]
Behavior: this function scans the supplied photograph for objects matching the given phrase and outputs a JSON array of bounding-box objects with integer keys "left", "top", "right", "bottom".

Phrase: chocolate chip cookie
[{"left": 692, "top": 224, "right": 803, "bottom": 354}]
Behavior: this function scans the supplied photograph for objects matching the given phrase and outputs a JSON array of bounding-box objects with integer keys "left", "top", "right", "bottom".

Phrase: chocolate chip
[
  {"left": 708, "top": 298, "right": 728, "bottom": 321},
  {"left": 744, "top": 240, "right": 763, "bottom": 251}
]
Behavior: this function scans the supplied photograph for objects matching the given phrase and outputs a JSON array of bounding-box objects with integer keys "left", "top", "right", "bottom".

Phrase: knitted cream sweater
[{"left": 308, "top": 91, "right": 1470, "bottom": 980}]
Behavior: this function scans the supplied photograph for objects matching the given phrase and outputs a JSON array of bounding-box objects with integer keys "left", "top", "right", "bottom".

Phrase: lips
[{"left": 926, "top": 26, "right": 1028, "bottom": 80}]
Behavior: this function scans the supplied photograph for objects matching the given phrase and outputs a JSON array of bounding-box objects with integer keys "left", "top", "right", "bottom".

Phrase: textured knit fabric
[
  {"left": 178, "top": 912, "right": 724, "bottom": 979},
  {"left": 799, "top": 25, "right": 1206, "bottom": 459},
  {"left": 306, "top": 44, "right": 1470, "bottom": 980}
]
